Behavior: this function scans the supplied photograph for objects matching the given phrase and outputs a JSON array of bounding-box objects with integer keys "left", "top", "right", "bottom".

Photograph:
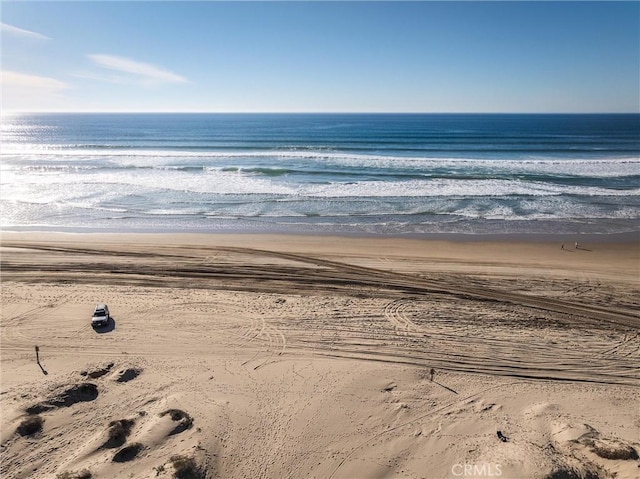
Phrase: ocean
[{"left": 1, "top": 113, "right": 638, "bottom": 236}]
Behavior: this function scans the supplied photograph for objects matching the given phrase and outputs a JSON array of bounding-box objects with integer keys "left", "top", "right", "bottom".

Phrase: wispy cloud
[
  {"left": 1, "top": 23, "right": 50, "bottom": 40},
  {"left": 2, "top": 70, "right": 68, "bottom": 91},
  {"left": 1, "top": 70, "right": 69, "bottom": 111},
  {"left": 87, "top": 54, "right": 189, "bottom": 85}
]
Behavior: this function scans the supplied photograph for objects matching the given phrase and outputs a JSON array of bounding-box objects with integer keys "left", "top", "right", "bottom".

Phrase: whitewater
[{"left": 2, "top": 113, "right": 638, "bottom": 235}]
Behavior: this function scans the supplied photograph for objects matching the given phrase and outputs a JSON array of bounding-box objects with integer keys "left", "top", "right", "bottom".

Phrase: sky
[{"left": 1, "top": 1, "right": 639, "bottom": 113}]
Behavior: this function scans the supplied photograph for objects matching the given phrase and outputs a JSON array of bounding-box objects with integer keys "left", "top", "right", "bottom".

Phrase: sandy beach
[{"left": 1, "top": 232, "right": 638, "bottom": 479}]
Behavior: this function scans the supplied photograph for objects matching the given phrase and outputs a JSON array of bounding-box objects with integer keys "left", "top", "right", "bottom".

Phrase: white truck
[{"left": 91, "top": 304, "right": 110, "bottom": 328}]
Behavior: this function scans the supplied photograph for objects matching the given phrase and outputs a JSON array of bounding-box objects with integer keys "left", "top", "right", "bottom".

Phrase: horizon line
[{"left": 3, "top": 111, "right": 639, "bottom": 115}]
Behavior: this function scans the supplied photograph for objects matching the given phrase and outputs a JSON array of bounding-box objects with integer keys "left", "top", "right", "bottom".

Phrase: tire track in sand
[{"left": 2, "top": 242, "right": 637, "bottom": 385}]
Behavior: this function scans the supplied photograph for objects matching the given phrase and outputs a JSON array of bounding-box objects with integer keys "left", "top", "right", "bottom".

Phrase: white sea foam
[
  {"left": 2, "top": 147, "right": 639, "bottom": 177},
  {"left": 3, "top": 113, "right": 637, "bottom": 234},
  {"left": 3, "top": 165, "right": 638, "bottom": 203},
  {"left": 302, "top": 179, "right": 639, "bottom": 198}
]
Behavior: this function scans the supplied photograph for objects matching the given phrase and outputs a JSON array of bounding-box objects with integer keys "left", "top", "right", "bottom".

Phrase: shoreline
[{"left": 2, "top": 227, "right": 638, "bottom": 244}]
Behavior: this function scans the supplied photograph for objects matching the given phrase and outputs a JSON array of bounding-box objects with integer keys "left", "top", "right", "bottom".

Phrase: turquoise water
[{"left": 1, "top": 113, "right": 639, "bottom": 235}]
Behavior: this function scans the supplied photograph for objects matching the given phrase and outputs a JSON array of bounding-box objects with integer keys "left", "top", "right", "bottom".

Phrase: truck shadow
[{"left": 94, "top": 317, "right": 116, "bottom": 334}]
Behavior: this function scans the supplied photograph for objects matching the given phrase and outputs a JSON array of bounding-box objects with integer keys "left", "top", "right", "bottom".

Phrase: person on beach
[{"left": 430, "top": 368, "right": 435, "bottom": 382}]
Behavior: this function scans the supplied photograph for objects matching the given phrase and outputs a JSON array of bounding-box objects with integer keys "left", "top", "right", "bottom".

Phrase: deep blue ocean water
[{"left": 1, "top": 113, "right": 639, "bottom": 235}]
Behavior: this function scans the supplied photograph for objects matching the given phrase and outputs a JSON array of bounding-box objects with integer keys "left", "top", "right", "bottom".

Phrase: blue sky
[{"left": 2, "top": 1, "right": 639, "bottom": 113}]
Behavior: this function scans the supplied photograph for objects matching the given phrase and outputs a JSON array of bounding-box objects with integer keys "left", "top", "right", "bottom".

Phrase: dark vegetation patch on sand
[
  {"left": 160, "top": 408, "right": 194, "bottom": 435},
  {"left": 80, "top": 362, "right": 114, "bottom": 379},
  {"left": 16, "top": 415, "right": 44, "bottom": 436},
  {"left": 25, "top": 383, "right": 98, "bottom": 414},
  {"left": 102, "top": 418, "right": 136, "bottom": 449},
  {"left": 56, "top": 469, "right": 92, "bottom": 479},
  {"left": 580, "top": 437, "right": 639, "bottom": 460},
  {"left": 545, "top": 468, "right": 600, "bottom": 479},
  {"left": 112, "top": 442, "right": 144, "bottom": 462},
  {"left": 115, "top": 368, "right": 142, "bottom": 383},
  {"left": 170, "top": 454, "right": 204, "bottom": 479}
]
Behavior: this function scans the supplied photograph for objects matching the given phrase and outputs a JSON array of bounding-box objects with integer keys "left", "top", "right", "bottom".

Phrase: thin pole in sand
[{"left": 35, "top": 345, "right": 47, "bottom": 375}]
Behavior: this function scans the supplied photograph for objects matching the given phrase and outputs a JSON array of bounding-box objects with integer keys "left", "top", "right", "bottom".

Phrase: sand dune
[{"left": 1, "top": 233, "right": 638, "bottom": 478}]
